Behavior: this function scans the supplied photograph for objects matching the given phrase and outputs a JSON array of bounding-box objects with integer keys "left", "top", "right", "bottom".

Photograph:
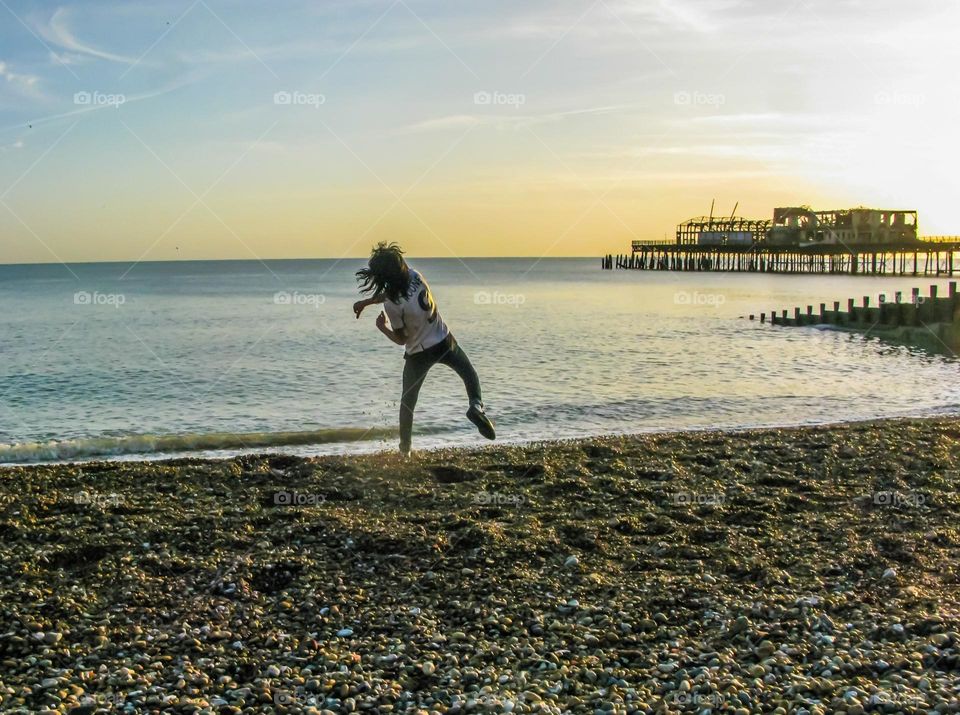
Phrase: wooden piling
[{"left": 610, "top": 240, "right": 960, "bottom": 277}]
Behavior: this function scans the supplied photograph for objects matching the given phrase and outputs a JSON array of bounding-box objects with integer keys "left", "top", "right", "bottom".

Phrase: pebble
[
  {"left": 1, "top": 426, "right": 957, "bottom": 715},
  {"left": 729, "top": 615, "right": 750, "bottom": 635},
  {"left": 755, "top": 639, "right": 776, "bottom": 657}
]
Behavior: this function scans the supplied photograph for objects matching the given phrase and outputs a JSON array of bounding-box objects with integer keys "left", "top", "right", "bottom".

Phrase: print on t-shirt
[{"left": 383, "top": 270, "right": 449, "bottom": 354}]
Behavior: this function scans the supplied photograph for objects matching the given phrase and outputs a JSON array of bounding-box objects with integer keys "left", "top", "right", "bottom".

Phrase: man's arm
[
  {"left": 376, "top": 311, "right": 406, "bottom": 346},
  {"left": 353, "top": 292, "right": 385, "bottom": 319}
]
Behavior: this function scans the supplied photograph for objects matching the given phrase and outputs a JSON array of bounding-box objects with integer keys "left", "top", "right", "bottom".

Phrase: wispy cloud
[
  {"left": 398, "top": 104, "right": 629, "bottom": 134},
  {"left": 0, "top": 61, "right": 41, "bottom": 96},
  {"left": 0, "top": 137, "right": 24, "bottom": 152},
  {"left": 48, "top": 50, "right": 87, "bottom": 66},
  {"left": 37, "top": 7, "right": 136, "bottom": 64},
  {"left": 1, "top": 73, "right": 198, "bottom": 135},
  {"left": 606, "top": 0, "right": 728, "bottom": 34}
]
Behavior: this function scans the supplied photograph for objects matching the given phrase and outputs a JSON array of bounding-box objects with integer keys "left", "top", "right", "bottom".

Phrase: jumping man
[{"left": 353, "top": 242, "right": 496, "bottom": 455}]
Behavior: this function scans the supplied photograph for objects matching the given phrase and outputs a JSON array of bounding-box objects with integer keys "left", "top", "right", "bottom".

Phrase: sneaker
[{"left": 466, "top": 403, "right": 496, "bottom": 440}]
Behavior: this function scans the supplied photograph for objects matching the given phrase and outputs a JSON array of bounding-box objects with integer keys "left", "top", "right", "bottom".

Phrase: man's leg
[
  {"left": 438, "top": 341, "right": 482, "bottom": 405},
  {"left": 439, "top": 341, "right": 495, "bottom": 440},
  {"left": 399, "top": 354, "right": 432, "bottom": 453}
]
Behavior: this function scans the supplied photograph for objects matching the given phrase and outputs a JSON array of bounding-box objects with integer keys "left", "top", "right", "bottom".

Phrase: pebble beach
[{"left": 1, "top": 417, "right": 959, "bottom": 714}]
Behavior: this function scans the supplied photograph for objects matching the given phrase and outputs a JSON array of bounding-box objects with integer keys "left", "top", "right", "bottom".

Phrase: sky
[{"left": 0, "top": 0, "right": 958, "bottom": 263}]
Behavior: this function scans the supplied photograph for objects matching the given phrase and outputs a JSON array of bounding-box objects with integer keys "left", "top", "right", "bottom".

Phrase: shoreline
[
  {"left": 6, "top": 410, "right": 960, "bottom": 467},
  {"left": 1, "top": 416, "right": 959, "bottom": 713}
]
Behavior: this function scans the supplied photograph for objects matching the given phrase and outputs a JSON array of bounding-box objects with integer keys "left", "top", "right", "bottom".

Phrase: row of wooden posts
[
  {"left": 602, "top": 246, "right": 960, "bottom": 276},
  {"left": 749, "top": 282, "right": 960, "bottom": 328}
]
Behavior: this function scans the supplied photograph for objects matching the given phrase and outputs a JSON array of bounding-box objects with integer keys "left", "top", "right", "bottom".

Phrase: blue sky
[{"left": 0, "top": 0, "right": 958, "bottom": 263}]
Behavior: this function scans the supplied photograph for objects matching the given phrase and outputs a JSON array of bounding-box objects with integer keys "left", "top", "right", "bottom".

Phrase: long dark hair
[{"left": 355, "top": 242, "right": 411, "bottom": 303}]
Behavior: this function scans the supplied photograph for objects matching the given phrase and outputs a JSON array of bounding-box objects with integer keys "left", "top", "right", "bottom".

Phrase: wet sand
[{"left": 1, "top": 417, "right": 959, "bottom": 714}]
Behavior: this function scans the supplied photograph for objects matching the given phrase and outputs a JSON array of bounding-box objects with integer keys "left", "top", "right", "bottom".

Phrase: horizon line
[{"left": 0, "top": 255, "right": 602, "bottom": 268}]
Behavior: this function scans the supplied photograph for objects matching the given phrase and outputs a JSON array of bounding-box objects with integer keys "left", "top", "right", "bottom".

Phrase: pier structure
[
  {"left": 601, "top": 203, "right": 960, "bottom": 276},
  {"left": 601, "top": 238, "right": 960, "bottom": 276}
]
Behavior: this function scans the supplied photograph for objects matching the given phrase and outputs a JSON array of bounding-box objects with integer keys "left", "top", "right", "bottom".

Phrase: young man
[{"left": 353, "top": 242, "right": 496, "bottom": 455}]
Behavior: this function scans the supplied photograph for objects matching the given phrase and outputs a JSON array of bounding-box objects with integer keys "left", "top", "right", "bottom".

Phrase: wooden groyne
[
  {"left": 602, "top": 240, "right": 960, "bottom": 276},
  {"left": 751, "top": 281, "right": 957, "bottom": 326},
  {"left": 749, "top": 281, "right": 960, "bottom": 354}
]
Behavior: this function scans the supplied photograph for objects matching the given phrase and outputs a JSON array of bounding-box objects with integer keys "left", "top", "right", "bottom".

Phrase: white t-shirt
[{"left": 383, "top": 269, "right": 449, "bottom": 354}]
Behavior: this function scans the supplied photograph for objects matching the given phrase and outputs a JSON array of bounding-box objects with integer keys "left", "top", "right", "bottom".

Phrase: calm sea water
[{"left": 0, "top": 258, "right": 958, "bottom": 463}]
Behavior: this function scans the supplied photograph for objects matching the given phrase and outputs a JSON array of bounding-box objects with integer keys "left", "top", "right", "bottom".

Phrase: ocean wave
[{"left": 0, "top": 427, "right": 397, "bottom": 465}]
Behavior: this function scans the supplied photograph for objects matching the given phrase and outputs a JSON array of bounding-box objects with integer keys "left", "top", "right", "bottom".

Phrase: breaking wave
[{"left": 0, "top": 427, "right": 397, "bottom": 465}]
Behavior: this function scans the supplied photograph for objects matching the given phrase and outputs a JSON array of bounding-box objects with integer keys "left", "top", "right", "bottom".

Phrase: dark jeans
[{"left": 400, "top": 334, "right": 481, "bottom": 449}]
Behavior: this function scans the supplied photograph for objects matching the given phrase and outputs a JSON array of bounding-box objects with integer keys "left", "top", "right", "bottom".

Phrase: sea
[{"left": 1, "top": 257, "right": 958, "bottom": 464}]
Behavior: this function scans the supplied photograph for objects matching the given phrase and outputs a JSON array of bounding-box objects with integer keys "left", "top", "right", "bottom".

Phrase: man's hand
[
  {"left": 376, "top": 311, "right": 406, "bottom": 346},
  {"left": 353, "top": 293, "right": 384, "bottom": 319}
]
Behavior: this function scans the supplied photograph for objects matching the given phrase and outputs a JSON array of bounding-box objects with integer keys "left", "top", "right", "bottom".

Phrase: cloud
[
  {"left": 0, "top": 138, "right": 25, "bottom": 152},
  {"left": 398, "top": 104, "right": 629, "bottom": 133},
  {"left": 607, "top": 0, "right": 725, "bottom": 34},
  {"left": 0, "top": 61, "right": 41, "bottom": 95},
  {"left": 48, "top": 50, "right": 88, "bottom": 66},
  {"left": 3, "top": 73, "right": 199, "bottom": 134},
  {"left": 38, "top": 7, "right": 136, "bottom": 64},
  {"left": 399, "top": 114, "right": 482, "bottom": 133}
]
